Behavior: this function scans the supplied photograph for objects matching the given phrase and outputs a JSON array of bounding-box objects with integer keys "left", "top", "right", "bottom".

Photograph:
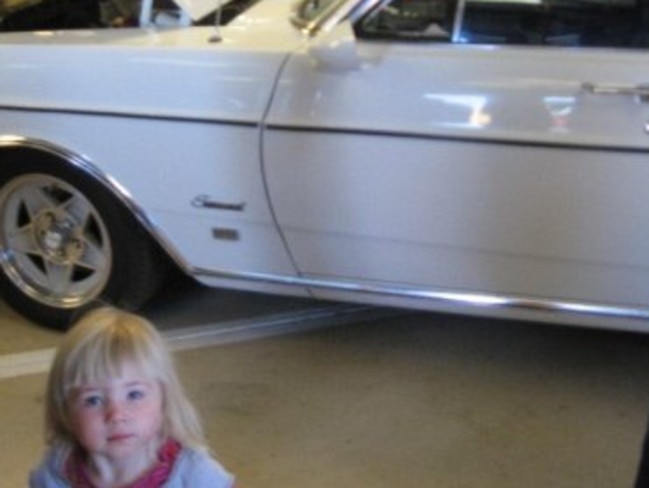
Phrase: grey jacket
[{"left": 29, "top": 444, "right": 235, "bottom": 487}]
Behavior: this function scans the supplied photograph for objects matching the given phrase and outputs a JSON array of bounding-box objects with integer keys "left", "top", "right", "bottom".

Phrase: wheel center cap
[
  {"left": 33, "top": 210, "right": 83, "bottom": 263},
  {"left": 43, "top": 229, "right": 64, "bottom": 252}
]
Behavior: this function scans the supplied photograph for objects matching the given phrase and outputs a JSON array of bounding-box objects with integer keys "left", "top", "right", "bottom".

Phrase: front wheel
[{"left": 0, "top": 160, "right": 165, "bottom": 328}]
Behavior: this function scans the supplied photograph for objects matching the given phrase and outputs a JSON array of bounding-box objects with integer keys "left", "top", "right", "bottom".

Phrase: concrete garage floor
[{"left": 2, "top": 302, "right": 649, "bottom": 487}]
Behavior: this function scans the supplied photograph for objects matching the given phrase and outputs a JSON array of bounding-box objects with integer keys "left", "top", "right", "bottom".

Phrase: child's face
[{"left": 67, "top": 361, "right": 164, "bottom": 463}]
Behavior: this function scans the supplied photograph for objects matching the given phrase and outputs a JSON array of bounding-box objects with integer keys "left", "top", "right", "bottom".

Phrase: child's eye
[
  {"left": 127, "top": 389, "right": 145, "bottom": 401},
  {"left": 82, "top": 395, "right": 104, "bottom": 408}
]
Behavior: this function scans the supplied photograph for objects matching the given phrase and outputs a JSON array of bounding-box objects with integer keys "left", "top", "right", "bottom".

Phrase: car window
[
  {"left": 458, "top": 0, "right": 649, "bottom": 48},
  {"left": 355, "top": 0, "right": 458, "bottom": 40}
]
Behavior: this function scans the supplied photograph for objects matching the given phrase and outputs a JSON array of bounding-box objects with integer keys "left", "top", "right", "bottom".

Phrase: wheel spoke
[
  {"left": 17, "top": 184, "right": 56, "bottom": 218},
  {"left": 76, "top": 236, "right": 108, "bottom": 272},
  {"left": 4, "top": 225, "right": 40, "bottom": 255},
  {"left": 43, "top": 260, "right": 74, "bottom": 295},
  {"left": 62, "top": 193, "right": 92, "bottom": 225}
]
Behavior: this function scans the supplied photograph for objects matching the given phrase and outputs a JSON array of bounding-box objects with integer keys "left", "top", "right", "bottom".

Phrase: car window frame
[
  {"left": 293, "top": 0, "right": 387, "bottom": 36},
  {"left": 355, "top": 0, "right": 460, "bottom": 43},
  {"left": 351, "top": 0, "right": 466, "bottom": 42}
]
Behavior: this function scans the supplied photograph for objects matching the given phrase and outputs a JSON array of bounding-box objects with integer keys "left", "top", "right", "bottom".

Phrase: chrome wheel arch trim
[
  {"left": 0, "top": 135, "right": 191, "bottom": 273},
  {"left": 193, "top": 266, "right": 649, "bottom": 329}
]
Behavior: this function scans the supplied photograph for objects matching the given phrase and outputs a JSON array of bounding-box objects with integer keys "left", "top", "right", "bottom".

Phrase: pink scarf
[{"left": 64, "top": 439, "right": 182, "bottom": 488}]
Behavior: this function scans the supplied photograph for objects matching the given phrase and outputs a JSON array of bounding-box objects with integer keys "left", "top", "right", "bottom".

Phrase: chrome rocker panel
[{"left": 193, "top": 266, "right": 649, "bottom": 333}]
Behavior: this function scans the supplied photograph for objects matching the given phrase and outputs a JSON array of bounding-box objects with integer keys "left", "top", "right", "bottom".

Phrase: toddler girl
[{"left": 30, "top": 306, "right": 235, "bottom": 487}]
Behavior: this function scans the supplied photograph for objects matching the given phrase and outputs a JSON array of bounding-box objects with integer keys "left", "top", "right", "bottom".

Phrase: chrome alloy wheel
[{"left": 0, "top": 173, "right": 112, "bottom": 309}]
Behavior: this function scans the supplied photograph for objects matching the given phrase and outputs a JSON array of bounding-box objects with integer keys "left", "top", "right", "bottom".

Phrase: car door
[{"left": 263, "top": 0, "right": 649, "bottom": 310}]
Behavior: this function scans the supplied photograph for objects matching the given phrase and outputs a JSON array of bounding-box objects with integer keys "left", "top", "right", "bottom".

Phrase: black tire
[{"left": 0, "top": 152, "right": 166, "bottom": 329}]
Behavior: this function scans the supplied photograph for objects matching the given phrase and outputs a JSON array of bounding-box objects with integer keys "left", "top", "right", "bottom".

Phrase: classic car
[{"left": 0, "top": 0, "right": 648, "bottom": 331}]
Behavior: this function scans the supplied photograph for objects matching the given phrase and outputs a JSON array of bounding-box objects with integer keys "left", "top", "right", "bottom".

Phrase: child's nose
[{"left": 105, "top": 400, "right": 127, "bottom": 422}]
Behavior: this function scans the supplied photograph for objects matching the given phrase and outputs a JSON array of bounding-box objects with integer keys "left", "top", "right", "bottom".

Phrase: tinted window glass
[
  {"left": 459, "top": 0, "right": 649, "bottom": 48},
  {"left": 355, "top": 0, "right": 458, "bottom": 40}
]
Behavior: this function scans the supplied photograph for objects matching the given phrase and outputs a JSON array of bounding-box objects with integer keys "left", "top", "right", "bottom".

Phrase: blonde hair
[{"left": 45, "top": 307, "right": 206, "bottom": 452}]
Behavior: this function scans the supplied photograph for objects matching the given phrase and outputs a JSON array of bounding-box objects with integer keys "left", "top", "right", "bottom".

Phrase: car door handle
[{"left": 582, "top": 82, "right": 649, "bottom": 102}]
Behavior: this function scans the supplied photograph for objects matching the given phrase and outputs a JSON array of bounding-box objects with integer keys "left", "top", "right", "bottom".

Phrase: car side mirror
[{"left": 307, "top": 20, "right": 360, "bottom": 72}]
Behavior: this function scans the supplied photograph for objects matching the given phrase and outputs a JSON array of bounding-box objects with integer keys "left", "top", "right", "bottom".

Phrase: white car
[{"left": 0, "top": 0, "right": 648, "bottom": 331}]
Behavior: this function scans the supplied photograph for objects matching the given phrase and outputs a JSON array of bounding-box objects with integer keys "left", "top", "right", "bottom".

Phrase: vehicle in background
[
  {"left": 0, "top": 0, "right": 101, "bottom": 31},
  {"left": 0, "top": 0, "right": 253, "bottom": 30}
]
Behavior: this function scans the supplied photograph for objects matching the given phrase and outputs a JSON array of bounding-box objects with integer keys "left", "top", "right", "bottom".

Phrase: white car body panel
[
  {"left": 270, "top": 40, "right": 649, "bottom": 148},
  {"left": 0, "top": 27, "right": 297, "bottom": 120},
  {"left": 1, "top": 111, "right": 302, "bottom": 281},
  {"left": 266, "top": 40, "right": 649, "bottom": 314}
]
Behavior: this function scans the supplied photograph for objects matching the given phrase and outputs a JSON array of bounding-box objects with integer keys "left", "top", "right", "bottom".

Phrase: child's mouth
[{"left": 107, "top": 433, "right": 133, "bottom": 442}]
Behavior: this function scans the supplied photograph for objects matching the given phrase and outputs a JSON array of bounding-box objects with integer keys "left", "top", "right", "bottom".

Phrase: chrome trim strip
[
  {"left": 193, "top": 266, "right": 649, "bottom": 324},
  {"left": 0, "top": 135, "right": 192, "bottom": 273},
  {"left": 452, "top": 0, "right": 467, "bottom": 44},
  {"left": 313, "top": 0, "right": 366, "bottom": 34},
  {"left": 0, "top": 104, "right": 259, "bottom": 128},
  {"left": 292, "top": 0, "right": 367, "bottom": 36},
  {"left": 290, "top": 0, "right": 346, "bottom": 35},
  {"left": 344, "top": 0, "right": 386, "bottom": 27},
  {"left": 266, "top": 122, "right": 649, "bottom": 154}
]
